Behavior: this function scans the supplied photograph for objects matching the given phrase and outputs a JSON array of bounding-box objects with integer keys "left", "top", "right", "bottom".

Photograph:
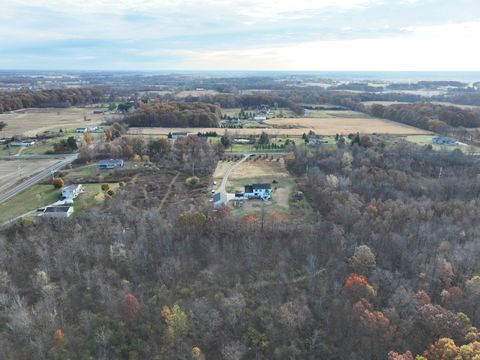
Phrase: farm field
[
  {"left": 264, "top": 116, "right": 432, "bottom": 135},
  {"left": 0, "top": 158, "right": 61, "bottom": 193},
  {"left": 175, "top": 89, "right": 219, "bottom": 98},
  {"left": 0, "top": 107, "right": 109, "bottom": 137}
]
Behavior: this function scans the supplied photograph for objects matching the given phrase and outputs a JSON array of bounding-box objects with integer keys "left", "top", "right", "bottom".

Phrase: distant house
[
  {"left": 98, "top": 159, "right": 124, "bottom": 169},
  {"left": 213, "top": 192, "right": 228, "bottom": 208},
  {"left": 43, "top": 206, "right": 74, "bottom": 218},
  {"left": 75, "top": 127, "right": 88, "bottom": 133},
  {"left": 10, "top": 140, "right": 35, "bottom": 147},
  {"left": 244, "top": 183, "right": 272, "bottom": 201},
  {"left": 432, "top": 136, "right": 457, "bottom": 145},
  {"left": 87, "top": 126, "right": 99, "bottom": 132},
  {"left": 253, "top": 116, "right": 267, "bottom": 121},
  {"left": 62, "top": 184, "right": 84, "bottom": 200},
  {"left": 171, "top": 132, "right": 188, "bottom": 142}
]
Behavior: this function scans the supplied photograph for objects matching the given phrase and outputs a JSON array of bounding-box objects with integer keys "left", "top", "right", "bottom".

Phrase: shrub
[
  {"left": 52, "top": 177, "right": 64, "bottom": 188},
  {"left": 101, "top": 183, "right": 110, "bottom": 192},
  {"left": 185, "top": 176, "right": 200, "bottom": 186}
]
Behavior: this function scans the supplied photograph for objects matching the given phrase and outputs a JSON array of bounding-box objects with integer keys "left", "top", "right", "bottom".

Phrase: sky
[{"left": 1, "top": 0, "right": 479, "bottom": 71}]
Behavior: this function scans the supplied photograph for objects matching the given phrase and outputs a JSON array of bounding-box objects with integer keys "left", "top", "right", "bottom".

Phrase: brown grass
[
  {"left": 0, "top": 159, "right": 61, "bottom": 193},
  {"left": 131, "top": 115, "right": 431, "bottom": 136},
  {"left": 0, "top": 107, "right": 108, "bottom": 137}
]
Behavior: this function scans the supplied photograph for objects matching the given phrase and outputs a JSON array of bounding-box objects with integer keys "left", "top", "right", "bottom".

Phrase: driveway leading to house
[{"left": 217, "top": 154, "right": 249, "bottom": 200}]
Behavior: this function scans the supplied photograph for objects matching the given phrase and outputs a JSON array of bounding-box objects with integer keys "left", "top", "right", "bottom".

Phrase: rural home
[
  {"left": 43, "top": 206, "right": 74, "bottom": 218},
  {"left": 98, "top": 159, "right": 124, "bottom": 169},
  {"left": 253, "top": 115, "right": 267, "bottom": 121},
  {"left": 213, "top": 192, "right": 228, "bottom": 208},
  {"left": 171, "top": 131, "right": 188, "bottom": 142},
  {"left": 75, "top": 127, "right": 88, "bottom": 133},
  {"left": 244, "top": 183, "right": 272, "bottom": 201},
  {"left": 62, "top": 184, "right": 84, "bottom": 200},
  {"left": 432, "top": 136, "right": 457, "bottom": 145}
]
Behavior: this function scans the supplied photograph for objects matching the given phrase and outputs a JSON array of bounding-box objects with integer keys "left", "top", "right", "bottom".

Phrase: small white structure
[
  {"left": 88, "top": 126, "right": 99, "bottom": 132},
  {"left": 75, "top": 127, "right": 88, "bottom": 133},
  {"left": 253, "top": 116, "right": 267, "bottom": 121},
  {"left": 43, "top": 206, "right": 74, "bottom": 218},
  {"left": 62, "top": 184, "right": 84, "bottom": 200},
  {"left": 10, "top": 140, "right": 35, "bottom": 147}
]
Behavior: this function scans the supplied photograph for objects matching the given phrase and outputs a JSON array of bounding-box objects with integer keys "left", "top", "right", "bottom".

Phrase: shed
[
  {"left": 43, "top": 206, "right": 74, "bottom": 218},
  {"left": 213, "top": 192, "right": 228, "bottom": 208}
]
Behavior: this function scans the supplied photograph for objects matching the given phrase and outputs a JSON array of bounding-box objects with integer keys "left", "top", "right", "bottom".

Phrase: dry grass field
[
  {"left": 264, "top": 117, "right": 431, "bottom": 135},
  {"left": 175, "top": 90, "right": 219, "bottom": 98},
  {"left": 0, "top": 159, "right": 60, "bottom": 193},
  {"left": 0, "top": 107, "right": 108, "bottom": 137}
]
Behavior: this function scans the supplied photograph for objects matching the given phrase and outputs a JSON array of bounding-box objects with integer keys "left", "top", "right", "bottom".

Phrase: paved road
[
  {"left": 0, "top": 154, "right": 78, "bottom": 203},
  {"left": 217, "top": 154, "right": 249, "bottom": 200},
  {"left": 224, "top": 151, "right": 289, "bottom": 156},
  {"left": 0, "top": 154, "right": 73, "bottom": 160}
]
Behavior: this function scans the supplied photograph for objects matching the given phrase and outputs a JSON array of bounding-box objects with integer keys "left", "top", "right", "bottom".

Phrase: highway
[{"left": 0, "top": 154, "right": 78, "bottom": 203}]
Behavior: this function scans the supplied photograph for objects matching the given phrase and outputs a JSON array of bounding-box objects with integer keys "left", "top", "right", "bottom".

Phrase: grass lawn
[
  {"left": 74, "top": 183, "right": 120, "bottom": 213},
  {"left": 404, "top": 135, "right": 480, "bottom": 153},
  {"left": 0, "top": 185, "right": 61, "bottom": 223}
]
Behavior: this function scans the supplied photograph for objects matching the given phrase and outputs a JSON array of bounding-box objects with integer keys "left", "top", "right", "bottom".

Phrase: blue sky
[{"left": 1, "top": 0, "right": 479, "bottom": 70}]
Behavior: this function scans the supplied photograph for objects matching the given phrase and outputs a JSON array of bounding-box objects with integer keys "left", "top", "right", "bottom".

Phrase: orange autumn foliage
[
  {"left": 343, "top": 274, "right": 376, "bottom": 301},
  {"left": 53, "top": 329, "right": 66, "bottom": 345}
]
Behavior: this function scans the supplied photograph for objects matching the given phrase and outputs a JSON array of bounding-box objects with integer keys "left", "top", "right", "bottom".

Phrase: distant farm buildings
[
  {"left": 171, "top": 132, "right": 188, "bottom": 142},
  {"left": 10, "top": 140, "right": 35, "bottom": 147},
  {"left": 98, "top": 159, "right": 124, "bottom": 169},
  {"left": 432, "top": 136, "right": 457, "bottom": 145},
  {"left": 75, "top": 126, "right": 98, "bottom": 133}
]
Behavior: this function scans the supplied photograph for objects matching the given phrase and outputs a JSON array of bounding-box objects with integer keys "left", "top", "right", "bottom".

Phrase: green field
[
  {"left": 74, "top": 183, "right": 120, "bottom": 212},
  {"left": 0, "top": 185, "right": 61, "bottom": 224},
  {"left": 0, "top": 181, "right": 120, "bottom": 225}
]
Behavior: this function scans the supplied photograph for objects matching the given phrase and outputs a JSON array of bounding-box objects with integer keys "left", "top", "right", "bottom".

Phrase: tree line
[
  {"left": 0, "top": 88, "right": 105, "bottom": 113},
  {"left": 124, "top": 102, "right": 221, "bottom": 128}
]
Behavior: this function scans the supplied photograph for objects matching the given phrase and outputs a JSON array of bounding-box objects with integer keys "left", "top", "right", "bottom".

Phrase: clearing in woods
[
  {"left": 0, "top": 107, "right": 109, "bottom": 137},
  {"left": 213, "top": 158, "right": 306, "bottom": 216}
]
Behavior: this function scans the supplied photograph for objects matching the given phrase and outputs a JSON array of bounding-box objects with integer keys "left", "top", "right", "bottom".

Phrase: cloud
[{"left": 0, "top": 0, "right": 479, "bottom": 70}]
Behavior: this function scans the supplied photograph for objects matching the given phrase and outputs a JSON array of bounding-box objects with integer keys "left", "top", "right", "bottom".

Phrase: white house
[
  {"left": 253, "top": 116, "right": 267, "bottom": 121},
  {"left": 244, "top": 183, "right": 272, "bottom": 201},
  {"left": 43, "top": 206, "right": 74, "bottom": 218},
  {"left": 62, "top": 184, "right": 84, "bottom": 200}
]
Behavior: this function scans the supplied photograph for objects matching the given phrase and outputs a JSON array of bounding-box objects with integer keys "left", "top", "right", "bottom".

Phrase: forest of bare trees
[{"left": 3, "top": 137, "right": 480, "bottom": 359}]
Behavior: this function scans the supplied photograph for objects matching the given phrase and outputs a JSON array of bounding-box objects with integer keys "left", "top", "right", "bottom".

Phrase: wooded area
[
  {"left": 3, "top": 138, "right": 480, "bottom": 359},
  {"left": 125, "top": 102, "right": 221, "bottom": 128},
  {"left": 0, "top": 88, "right": 105, "bottom": 113}
]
